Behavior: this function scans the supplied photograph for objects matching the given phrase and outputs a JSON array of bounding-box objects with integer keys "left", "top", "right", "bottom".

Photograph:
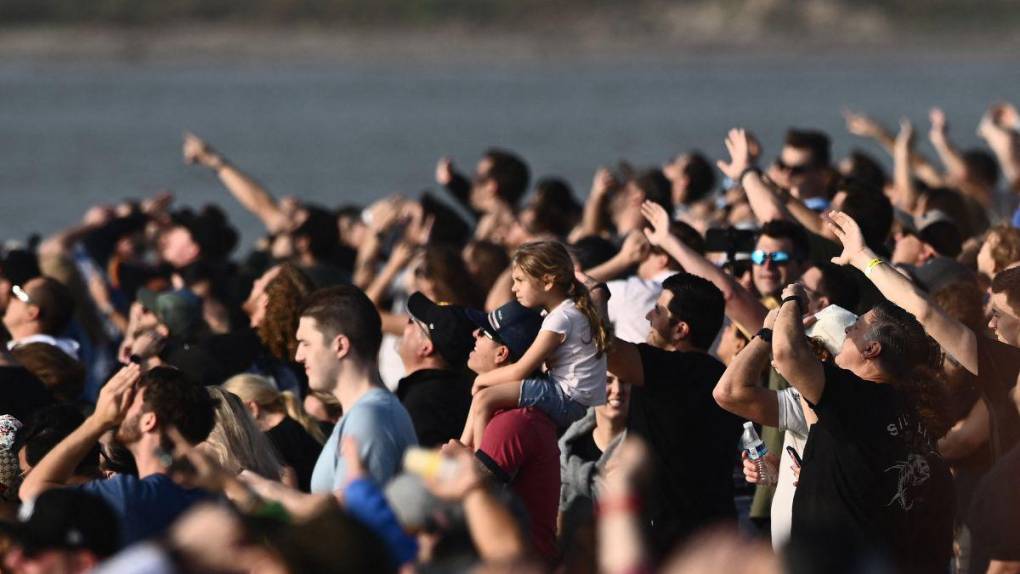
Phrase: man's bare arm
[
  {"left": 183, "top": 133, "right": 290, "bottom": 234},
  {"left": 772, "top": 288, "right": 825, "bottom": 404},
  {"left": 827, "top": 210, "right": 978, "bottom": 374},
  {"left": 713, "top": 331, "right": 779, "bottom": 427}
]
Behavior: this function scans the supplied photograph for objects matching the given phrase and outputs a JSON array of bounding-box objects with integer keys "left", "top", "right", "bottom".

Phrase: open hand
[
  {"left": 929, "top": 107, "right": 948, "bottom": 140},
  {"left": 591, "top": 168, "right": 618, "bottom": 197},
  {"left": 715, "top": 128, "right": 752, "bottom": 181},
  {"left": 435, "top": 157, "right": 455, "bottom": 186},
  {"left": 825, "top": 210, "right": 867, "bottom": 266},
  {"left": 94, "top": 364, "right": 142, "bottom": 430},
  {"left": 843, "top": 109, "right": 886, "bottom": 139},
  {"left": 183, "top": 132, "right": 218, "bottom": 166},
  {"left": 639, "top": 200, "right": 672, "bottom": 247},
  {"left": 618, "top": 229, "right": 650, "bottom": 265},
  {"left": 895, "top": 117, "right": 914, "bottom": 153}
]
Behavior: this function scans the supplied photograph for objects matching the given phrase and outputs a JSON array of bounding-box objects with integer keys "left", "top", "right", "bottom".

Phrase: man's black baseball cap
[{"left": 406, "top": 292, "right": 477, "bottom": 369}]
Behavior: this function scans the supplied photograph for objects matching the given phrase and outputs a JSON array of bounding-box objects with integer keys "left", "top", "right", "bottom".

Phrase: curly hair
[
  {"left": 257, "top": 264, "right": 315, "bottom": 361},
  {"left": 867, "top": 301, "right": 950, "bottom": 438},
  {"left": 986, "top": 225, "right": 1020, "bottom": 275}
]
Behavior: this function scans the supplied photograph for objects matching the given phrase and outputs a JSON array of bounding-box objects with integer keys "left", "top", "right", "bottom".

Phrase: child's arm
[{"left": 473, "top": 330, "right": 562, "bottom": 390}]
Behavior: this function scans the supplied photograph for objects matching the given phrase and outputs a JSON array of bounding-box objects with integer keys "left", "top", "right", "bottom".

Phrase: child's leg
[{"left": 468, "top": 382, "right": 522, "bottom": 449}]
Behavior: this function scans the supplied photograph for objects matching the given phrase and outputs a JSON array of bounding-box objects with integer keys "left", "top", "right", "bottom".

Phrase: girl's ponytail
[{"left": 571, "top": 279, "right": 612, "bottom": 356}]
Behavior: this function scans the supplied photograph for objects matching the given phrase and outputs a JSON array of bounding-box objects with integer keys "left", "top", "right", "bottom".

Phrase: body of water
[{"left": 1, "top": 53, "right": 1017, "bottom": 247}]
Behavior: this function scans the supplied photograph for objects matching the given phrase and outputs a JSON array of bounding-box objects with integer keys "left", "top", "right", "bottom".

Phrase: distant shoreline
[{"left": 1, "top": 24, "right": 1018, "bottom": 64}]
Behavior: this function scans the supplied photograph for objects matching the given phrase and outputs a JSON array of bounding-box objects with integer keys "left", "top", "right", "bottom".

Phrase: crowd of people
[{"left": 0, "top": 100, "right": 1019, "bottom": 574}]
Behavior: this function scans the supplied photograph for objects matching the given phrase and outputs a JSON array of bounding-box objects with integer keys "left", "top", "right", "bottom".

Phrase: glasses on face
[
  {"left": 775, "top": 158, "right": 813, "bottom": 176},
  {"left": 11, "top": 284, "right": 33, "bottom": 305},
  {"left": 750, "top": 250, "right": 792, "bottom": 266}
]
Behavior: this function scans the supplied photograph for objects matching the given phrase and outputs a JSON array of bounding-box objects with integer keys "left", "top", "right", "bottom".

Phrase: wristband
[
  {"left": 738, "top": 166, "right": 762, "bottom": 185},
  {"left": 754, "top": 328, "right": 773, "bottom": 343},
  {"left": 864, "top": 257, "right": 884, "bottom": 278},
  {"left": 781, "top": 295, "right": 805, "bottom": 314},
  {"left": 596, "top": 495, "right": 642, "bottom": 517}
]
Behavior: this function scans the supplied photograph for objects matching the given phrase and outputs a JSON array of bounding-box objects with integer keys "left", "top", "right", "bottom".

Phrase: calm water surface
[{"left": 1, "top": 54, "right": 1017, "bottom": 246}]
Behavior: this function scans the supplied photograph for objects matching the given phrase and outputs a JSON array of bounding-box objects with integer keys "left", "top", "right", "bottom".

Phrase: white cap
[{"left": 806, "top": 304, "right": 858, "bottom": 356}]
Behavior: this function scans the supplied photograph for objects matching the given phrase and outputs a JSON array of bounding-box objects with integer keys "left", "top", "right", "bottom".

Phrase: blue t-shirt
[
  {"left": 310, "top": 388, "right": 417, "bottom": 494},
  {"left": 78, "top": 473, "right": 209, "bottom": 547}
]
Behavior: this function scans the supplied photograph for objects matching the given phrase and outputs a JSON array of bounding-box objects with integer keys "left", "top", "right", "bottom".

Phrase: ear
[
  {"left": 919, "top": 243, "right": 937, "bottom": 265},
  {"left": 650, "top": 251, "right": 671, "bottom": 270},
  {"left": 156, "top": 324, "right": 170, "bottom": 338},
  {"left": 862, "top": 340, "right": 882, "bottom": 360},
  {"left": 140, "top": 411, "right": 158, "bottom": 433},
  {"left": 333, "top": 334, "right": 351, "bottom": 361},
  {"left": 817, "top": 295, "right": 831, "bottom": 310},
  {"left": 24, "top": 304, "right": 40, "bottom": 321},
  {"left": 420, "top": 337, "right": 436, "bottom": 359},
  {"left": 495, "top": 344, "right": 511, "bottom": 364},
  {"left": 672, "top": 320, "right": 691, "bottom": 343}
]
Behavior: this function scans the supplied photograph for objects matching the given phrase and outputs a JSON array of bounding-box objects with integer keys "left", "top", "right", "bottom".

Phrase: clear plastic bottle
[{"left": 740, "top": 421, "right": 775, "bottom": 486}]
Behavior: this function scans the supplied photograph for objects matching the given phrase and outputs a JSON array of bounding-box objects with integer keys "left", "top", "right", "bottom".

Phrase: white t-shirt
[
  {"left": 771, "top": 387, "right": 809, "bottom": 550},
  {"left": 541, "top": 299, "right": 608, "bottom": 407},
  {"left": 606, "top": 271, "right": 674, "bottom": 344}
]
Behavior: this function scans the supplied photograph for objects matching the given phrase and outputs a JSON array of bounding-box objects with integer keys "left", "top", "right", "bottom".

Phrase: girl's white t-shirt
[{"left": 541, "top": 299, "right": 608, "bottom": 406}]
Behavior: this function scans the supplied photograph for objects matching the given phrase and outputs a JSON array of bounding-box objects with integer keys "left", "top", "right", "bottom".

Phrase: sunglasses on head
[
  {"left": 11, "top": 284, "right": 33, "bottom": 305},
  {"left": 750, "top": 250, "right": 792, "bottom": 266},
  {"left": 775, "top": 158, "right": 813, "bottom": 176}
]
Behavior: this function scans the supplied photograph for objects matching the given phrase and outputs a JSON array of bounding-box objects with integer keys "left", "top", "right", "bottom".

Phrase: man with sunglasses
[
  {"left": 3, "top": 277, "right": 79, "bottom": 360},
  {"left": 750, "top": 220, "right": 811, "bottom": 305},
  {"left": 767, "top": 129, "right": 834, "bottom": 212},
  {"left": 462, "top": 298, "right": 559, "bottom": 564},
  {"left": 396, "top": 292, "right": 477, "bottom": 447}
]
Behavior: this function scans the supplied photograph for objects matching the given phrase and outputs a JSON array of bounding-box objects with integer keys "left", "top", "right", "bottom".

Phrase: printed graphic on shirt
[{"left": 885, "top": 453, "right": 931, "bottom": 511}]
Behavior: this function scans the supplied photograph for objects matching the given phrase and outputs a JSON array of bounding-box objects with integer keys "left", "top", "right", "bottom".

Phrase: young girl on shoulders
[{"left": 460, "top": 240, "right": 611, "bottom": 449}]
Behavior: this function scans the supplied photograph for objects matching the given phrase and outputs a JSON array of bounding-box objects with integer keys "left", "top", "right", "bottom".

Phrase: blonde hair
[
  {"left": 222, "top": 374, "right": 326, "bottom": 444},
  {"left": 512, "top": 240, "right": 611, "bottom": 354},
  {"left": 203, "top": 387, "right": 285, "bottom": 479}
]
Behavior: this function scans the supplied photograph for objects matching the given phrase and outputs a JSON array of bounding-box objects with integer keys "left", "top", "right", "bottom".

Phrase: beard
[{"left": 114, "top": 412, "right": 143, "bottom": 446}]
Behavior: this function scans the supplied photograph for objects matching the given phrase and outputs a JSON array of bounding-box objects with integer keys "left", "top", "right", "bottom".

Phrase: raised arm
[
  {"left": 937, "top": 398, "right": 990, "bottom": 461},
  {"left": 713, "top": 309, "right": 780, "bottom": 426},
  {"left": 183, "top": 133, "right": 290, "bottom": 234},
  {"left": 844, "top": 110, "right": 944, "bottom": 187},
  {"left": 21, "top": 365, "right": 141, "bottom": 500},
  {"left": 435, "top": 157, "right": 479, "bottom": 219},
  {"left": 771, "top": 285, "right": 825, "bottom": 404},
  {"left": 827, "top": 210, "right": 978, "bottom": 374},
  {"left": 577, "top": 168, "right": 617, "bottom": 239},
  {"left": 979, "top": 103, "right": 1020, "bottom": 194},
  {"left": 585, "top": 230, "right": 649, "bottom": 282},
  {"left": 928, "top": 108, "right": 969, "bottom": 184},
  {"left": 716, "top": 128, "right": 791, "bottom": 225},
  {"left": 892, "top": 119, "right": 923, "bottom": 215},
  {"left": 641, "top": 200, "right": 768, "bottom": 333}
]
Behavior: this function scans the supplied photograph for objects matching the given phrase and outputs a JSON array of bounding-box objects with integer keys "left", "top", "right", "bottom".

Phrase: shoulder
[{"left": 637, "top": 344, "right": 723, "bottom": 374}]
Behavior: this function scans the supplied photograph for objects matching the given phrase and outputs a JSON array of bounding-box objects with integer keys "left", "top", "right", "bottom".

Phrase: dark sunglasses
[
  {"left": 775, "top": 158, "right": 813, "bottom": 176},
  {"left": 750, "top": 250, "right": 792, "bottom": 266}
]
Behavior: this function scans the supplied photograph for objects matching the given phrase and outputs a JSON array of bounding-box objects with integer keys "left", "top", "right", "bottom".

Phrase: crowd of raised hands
[{"left": 1, "top": 96, "right": 1020, "bottom": 574}]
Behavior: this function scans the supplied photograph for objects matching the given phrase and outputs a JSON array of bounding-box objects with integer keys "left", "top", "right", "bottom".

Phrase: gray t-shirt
[{"left": 310, "top": 387, "right": 418, "bottom": 494}]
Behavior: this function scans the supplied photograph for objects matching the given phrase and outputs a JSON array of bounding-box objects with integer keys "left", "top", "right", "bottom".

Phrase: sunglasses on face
[
  {"left": 750, "top": 250, "right": 792, "bottom": 266},
  {"left": 775, "top": 158, "right": 813, "bottom": 176}
]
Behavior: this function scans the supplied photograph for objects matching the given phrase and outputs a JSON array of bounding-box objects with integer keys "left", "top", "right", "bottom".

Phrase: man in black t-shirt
[
  {"left": 771, "top": 284, "right": 953, "bottom": 574},
  {"left": 395, "top": 292, "right": 476, "bottom": 448},
  {"left": 588, "top": 272, "right": 742, "bottom": 555}
]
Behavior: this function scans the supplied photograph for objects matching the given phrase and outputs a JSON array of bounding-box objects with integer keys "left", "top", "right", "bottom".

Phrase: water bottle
[{"left": 740, "top": 421, "right": 775, "bottom": 486}]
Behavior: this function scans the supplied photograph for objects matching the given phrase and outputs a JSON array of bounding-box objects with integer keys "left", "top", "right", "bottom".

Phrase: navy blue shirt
[{"left": 78, "top": 473, "right": 209, "bottom": 547}]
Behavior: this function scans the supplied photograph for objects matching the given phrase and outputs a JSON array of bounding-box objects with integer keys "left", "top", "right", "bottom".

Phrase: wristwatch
[{"left": 754, "top": 328, "right": 773, "bottom": 343}]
